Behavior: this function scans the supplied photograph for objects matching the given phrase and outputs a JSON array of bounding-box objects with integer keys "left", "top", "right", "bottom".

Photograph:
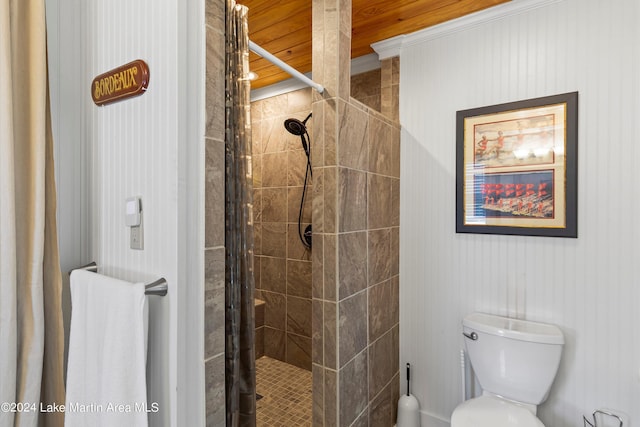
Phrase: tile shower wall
[
  {"left": 381, "top": 57, "right": 399, "bottom": 123},
  {"left": 312, "top": 97, "right": 401, "bottom": 427},
  {"left": 251, "top": 88, "right": 314, "bottom": 371},
  {"left": 351, "top": 69, "right": 382, "bottom": 112},
  {"left": 204, "top": 0, "right": 226, "bottom": 425},
  {"left": 311, "top": 0, "right": 401, "bottom": 423},
  {"left": 350, "top": 57, "right": 400, "bottom": 120}
]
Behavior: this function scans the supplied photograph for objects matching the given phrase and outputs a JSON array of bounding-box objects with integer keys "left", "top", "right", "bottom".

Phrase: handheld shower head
[
  {"left": 283, "top": 112, "right": 314, "bottom": 250},
  {"left": 284, "top": 112, "right": 312, "bottom": 156},
  {"left": 284, "top": 118, "right": 306, "bottom": 136},
  {"left": 284, "top": 112, "right": 312, "bottom": 136}
]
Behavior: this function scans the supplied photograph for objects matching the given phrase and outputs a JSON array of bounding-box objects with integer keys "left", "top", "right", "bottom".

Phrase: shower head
[
  {"left": 284, "top": 118, "right": 306, "bottom": 136},
  {"left": 284, "top": 112, "right": 312, "bottom": 136}
]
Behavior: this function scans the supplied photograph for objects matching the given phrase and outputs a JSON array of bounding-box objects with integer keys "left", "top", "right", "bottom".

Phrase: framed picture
[{"left": 456, "top": 92, "right": 578, "bottom": 237}]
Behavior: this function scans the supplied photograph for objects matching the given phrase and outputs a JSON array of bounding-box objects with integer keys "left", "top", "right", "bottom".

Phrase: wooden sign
[{"left": 91, "top": 60, "right": 150, "bottom": 106}]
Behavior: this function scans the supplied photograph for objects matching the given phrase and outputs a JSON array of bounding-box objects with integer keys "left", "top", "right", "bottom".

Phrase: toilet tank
[{"left": 463, "top": 313, "right": 564, "bottom": 405}]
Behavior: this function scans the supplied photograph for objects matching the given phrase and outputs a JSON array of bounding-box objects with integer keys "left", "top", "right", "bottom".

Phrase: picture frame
[{"left": 456, "top": 92, "right": 578, "bottom": 237}]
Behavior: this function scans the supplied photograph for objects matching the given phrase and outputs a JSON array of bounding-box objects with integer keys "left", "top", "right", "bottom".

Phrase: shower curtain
[
  {"left": 0, "top": 0, "right": 66, "bottom": 426},
  {"left": 224, "top": 1, "right": 256, "bottom": 426}
]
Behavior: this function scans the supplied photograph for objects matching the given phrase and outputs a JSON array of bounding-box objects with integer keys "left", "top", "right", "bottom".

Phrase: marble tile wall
[
  {"left": 251, "top": 88, "right": 314, "bottom": 371},
  {"left": 312, "top": 102, "right": 401, "bottom": 427},
  {"left": 329, "top": 104, "right": 401, "bottom": 427},
  {"left": 381, "top": 57, "right": 400, "bottom": 123},
  {"left": 204, "top": 0, "right": 226, "bottom": 425},
  {"left": 312, "top": 0, "right": 400, "bottom": 424},
  {"left": 351, "top": 69, "right": 382, "bottom": 112}
]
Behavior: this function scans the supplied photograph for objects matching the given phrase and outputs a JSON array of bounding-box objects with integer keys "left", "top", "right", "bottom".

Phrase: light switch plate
[{"left": 130, "top": 218, "right": 144, "bottom": 250}]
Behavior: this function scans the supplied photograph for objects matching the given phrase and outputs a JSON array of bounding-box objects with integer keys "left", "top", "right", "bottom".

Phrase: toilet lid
[{"left": 451, "top": 396, "right": 545, "bottom": 427}]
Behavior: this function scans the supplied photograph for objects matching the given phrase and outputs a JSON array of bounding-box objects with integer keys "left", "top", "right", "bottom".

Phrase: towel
[{"left": 65, "top": 270, "right": 149, "bottom": 427}]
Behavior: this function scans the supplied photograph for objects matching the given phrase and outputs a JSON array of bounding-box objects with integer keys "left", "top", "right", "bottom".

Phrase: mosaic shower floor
[{"left": 256, "top": 356, "right": 312, "bottom": 426}]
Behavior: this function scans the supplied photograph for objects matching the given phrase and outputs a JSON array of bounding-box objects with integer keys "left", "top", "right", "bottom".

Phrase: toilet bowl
[
  {"left": 451, "top": 395, "right": 543, "bottom": 427},
  {"left": 451, "top": 313, "right": 564, "bottom": 427}
]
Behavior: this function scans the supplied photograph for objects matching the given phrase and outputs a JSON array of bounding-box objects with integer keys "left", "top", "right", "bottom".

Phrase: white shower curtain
[{"left": 0, "top": 0, "right": 66, "bottom": 426}]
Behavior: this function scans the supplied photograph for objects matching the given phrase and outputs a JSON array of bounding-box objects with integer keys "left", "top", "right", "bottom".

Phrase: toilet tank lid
[{"left": 463, "top": 313, "right": 564, "bottom": 345}]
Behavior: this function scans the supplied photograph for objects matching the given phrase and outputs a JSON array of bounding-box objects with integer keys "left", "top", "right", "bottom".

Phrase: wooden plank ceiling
[{"left": 238, "top": 0, "right": 510, "bottom": 89}]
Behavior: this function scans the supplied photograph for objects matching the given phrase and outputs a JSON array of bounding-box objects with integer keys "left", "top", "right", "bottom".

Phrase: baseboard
[
  {"left": 394, "top": 409, "right": 450, "bottom": 427},
  {"left": 421, "top": 410, "right": 450, "bottom": 427}
]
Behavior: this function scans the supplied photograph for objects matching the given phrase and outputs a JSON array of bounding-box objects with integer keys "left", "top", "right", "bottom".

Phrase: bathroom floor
[{"left": 256, "top": 356, "right": 312, "bottom": 426}]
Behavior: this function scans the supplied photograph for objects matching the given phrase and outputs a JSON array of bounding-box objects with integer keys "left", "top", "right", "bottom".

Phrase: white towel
[{"left": 65, "top": 270, "right": 149, "bottom": 427}]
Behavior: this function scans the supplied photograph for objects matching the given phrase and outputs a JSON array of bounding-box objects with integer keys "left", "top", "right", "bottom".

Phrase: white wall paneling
[
  {"left": 399, "top": 0, "right": 640, "bottom": 425},
  {"left": 47, "top": 0, "right": 205, "bottom": 424},
  {"left": 46, "top": 0, "right": 91, "bottom": 378},
  {"left": 85, "top": 2, "right": 181, "bottom": 423},
  {"left": 176, "top": 0, "right": 205, "bottom": 425}
]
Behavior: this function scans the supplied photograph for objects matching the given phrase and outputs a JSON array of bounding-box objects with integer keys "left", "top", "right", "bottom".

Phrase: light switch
[
  {"left": 126, "top": 197, "right": 143, "bottom": 250},
  {"left": 126, "top": 197, "right": 141, "bottom": 226}
]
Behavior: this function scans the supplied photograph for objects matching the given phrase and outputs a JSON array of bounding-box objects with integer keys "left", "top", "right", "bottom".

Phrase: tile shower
[
  {"left": 251, "top": 88, "right": 314, "bottom": 370},
  {"left": 203, "top": 0, "right": 401, "bottom": 422},
  {"left": 249, "top": 60, "right": 400, "bottom": 426},
  {"left": 250, "top": 68, "right": 391, "bottom": 373}
]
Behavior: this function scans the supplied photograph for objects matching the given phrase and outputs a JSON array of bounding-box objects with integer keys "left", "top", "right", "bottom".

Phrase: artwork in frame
[{"left": 456, "top": 92, "right": 578, "bottom": 237}]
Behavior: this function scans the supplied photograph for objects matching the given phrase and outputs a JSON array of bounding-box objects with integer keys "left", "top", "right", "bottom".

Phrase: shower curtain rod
[{"left": 249, "top": 40, "right": 325, "bottom": 94}]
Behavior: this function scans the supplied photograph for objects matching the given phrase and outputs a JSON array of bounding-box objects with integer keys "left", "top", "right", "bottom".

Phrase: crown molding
[
  {"left": 371, "top": 35, "right": 406, "bottom": 61},
  {"left": 372, "top": 0, "right": 562, "bottom": 59}
]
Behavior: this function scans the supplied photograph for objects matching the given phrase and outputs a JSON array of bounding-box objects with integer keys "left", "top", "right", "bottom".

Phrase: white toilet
[{"left": 451, "top": 312, "right": 564, "bottom": 427}]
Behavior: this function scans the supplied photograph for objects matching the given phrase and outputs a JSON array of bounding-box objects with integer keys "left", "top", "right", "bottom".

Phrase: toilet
[{"left": 451, "top": 312, "right": 564, "bottom": 427}]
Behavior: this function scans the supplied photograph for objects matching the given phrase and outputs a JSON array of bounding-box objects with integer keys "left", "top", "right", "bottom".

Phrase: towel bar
[{"left": 70, "top": 262, "right": 168, "bottom": 296}]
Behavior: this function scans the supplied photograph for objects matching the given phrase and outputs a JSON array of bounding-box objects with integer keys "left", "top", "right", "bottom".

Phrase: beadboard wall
[
  {"left": 398, "top": 0, "right": 640, "bottom": 425},
  {"left": 46, "top": 0, "right": 205, "bottom": 425}
]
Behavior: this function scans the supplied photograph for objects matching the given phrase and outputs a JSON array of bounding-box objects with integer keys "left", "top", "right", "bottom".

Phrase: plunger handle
[{"left": 406, "top": 363, "right": 411, "bottom": 396}]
